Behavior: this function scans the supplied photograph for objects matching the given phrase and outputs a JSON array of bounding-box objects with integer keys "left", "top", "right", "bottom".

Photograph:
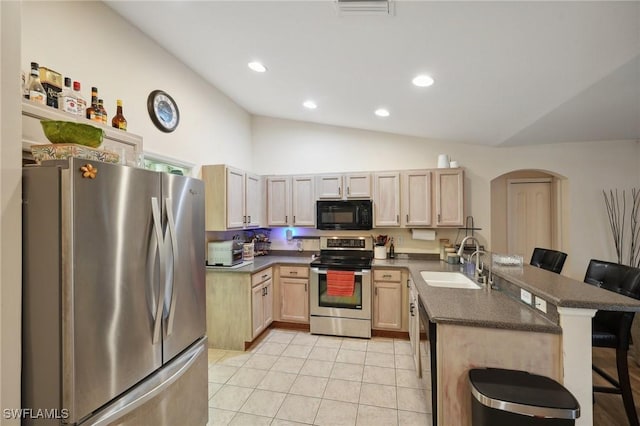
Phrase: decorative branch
[
  {"left": 603, "top": 188, "right": 640, "bottom": 267},
  {"left": 631, "top": 188, "right": 640, "bottom": 268}
]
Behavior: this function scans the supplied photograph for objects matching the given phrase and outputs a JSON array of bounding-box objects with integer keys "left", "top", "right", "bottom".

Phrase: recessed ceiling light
[
  {"left": 412, "top": 74, "right": 434, "bottom": 87},
  {"left": 248, "top": 61, "right": 267, "bottom": 73},
  {"left": 375, "top": 108, "right": 390, "bottom": 117},
  {"left": 303, "top": 100, "right": 317, "bottom": 109}
]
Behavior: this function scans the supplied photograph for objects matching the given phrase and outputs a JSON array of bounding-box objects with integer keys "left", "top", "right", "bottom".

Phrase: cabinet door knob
[
  {"left": 248, "top": 215, "right": 251, "bottom": 223},
  {"left": 347, "top": 186, "right": 350, "bottom": 196}
]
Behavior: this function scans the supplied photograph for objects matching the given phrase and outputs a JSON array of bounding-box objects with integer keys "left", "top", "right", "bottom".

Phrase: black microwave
[{"left": 316, "top": 200, "right": 373, "bottom": 230}]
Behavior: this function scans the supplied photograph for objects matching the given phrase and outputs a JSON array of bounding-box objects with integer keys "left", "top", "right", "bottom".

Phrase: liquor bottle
[
  {"left": 73, "top": 81, "right": 87, "bottom": 117},
  {"left": 58, "top": 77, "right": 78, "bottom": 114},
  {"left": 86, "top": 87, "right": 101, "bottom": 122},
  {"left": 98, "top": 99, "right": 107, "bottom": 124},
  {"left": 111, "top": 99, "right": 127, "bottom": 131},
  {"left": 389, "top": 238, "right": 395, "bottom": 259},
  {"left": 27, "top": 62, "right": 46, "bottom": 105}
]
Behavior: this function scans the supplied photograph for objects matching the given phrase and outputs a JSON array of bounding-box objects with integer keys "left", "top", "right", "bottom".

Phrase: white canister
[
  {"left": 374, "top": 246, "right": 387, "bottom": 260},
  {"left": 449, "top": 160, "right": 459, "bottom": 168},
  {"left": 437, "top": 154, "right": 450, "bottom": 168}
]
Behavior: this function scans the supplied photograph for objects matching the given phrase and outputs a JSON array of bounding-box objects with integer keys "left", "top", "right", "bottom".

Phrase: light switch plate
[{"left": 520, "top": 289, "right": 532, "bottom": 305}]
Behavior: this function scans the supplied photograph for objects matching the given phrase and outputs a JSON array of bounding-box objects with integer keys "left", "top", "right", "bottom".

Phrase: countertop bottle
[
  {"left": 389, "top": 238, "right": 395, "bottom": 259},
  {"left": 111, "top": 99, "right": 127, "bottom": 131},
  {"left": 27, "top": 62, "right": 46, "bottom": 105}
]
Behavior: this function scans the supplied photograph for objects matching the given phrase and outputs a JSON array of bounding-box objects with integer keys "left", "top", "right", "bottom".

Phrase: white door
[
  {"left": 226, "top": 167, "right": 246, "bottom": 229},
  {"left": 373, "top": 172, "right": 400, "bottom": 227},
  {"left": 245, "top": 173, "right": 262, "bottom": 228},
  {"left": 292, "top": 176, "right": 315, "bottom": 226},
  {"left": 507, "top": 179, "right": 552, "bottom": 260}
]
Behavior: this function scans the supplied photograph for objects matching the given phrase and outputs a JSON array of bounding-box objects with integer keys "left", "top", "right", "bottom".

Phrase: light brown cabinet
[
  {"left": 373, "top": 172, "right": 401, "bottom": 227},
  {"left": 279, "top": 266, "right": 310, "bottom": 323},
  {"left": 372, "top": 269, "right": 407, "bottom": 331},
  {"left": 316, "top": 173, "right": 371, "bottom": 199},
  {"left": 435, "top": 168, "right": 464, "bottom": 226},
  {"left": 267, "top": 175, "right": 315, "bottom": 227},
  {"left": 202, "top": 164, "right": 262, "bottom": 230},
  {"left": 401, "top": 170, "right": 432, "bottom": 227},
  {"left": 251, "top": 268, "right": 273, "bottom": 339}
]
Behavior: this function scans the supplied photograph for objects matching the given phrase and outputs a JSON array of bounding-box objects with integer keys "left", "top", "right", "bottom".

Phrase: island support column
[{"left": 558, "top": 307, "right": 597, "bottom": 426}]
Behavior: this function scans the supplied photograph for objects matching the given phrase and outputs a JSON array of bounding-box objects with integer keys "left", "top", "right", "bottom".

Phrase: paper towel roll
[{"left": 411, "top": 229, "right": 436, "bottom": 241}]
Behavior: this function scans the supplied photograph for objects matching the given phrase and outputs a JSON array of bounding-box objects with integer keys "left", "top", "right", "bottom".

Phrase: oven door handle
[{"left": 310, "top": 267, "right": 370, "bottom": 277}]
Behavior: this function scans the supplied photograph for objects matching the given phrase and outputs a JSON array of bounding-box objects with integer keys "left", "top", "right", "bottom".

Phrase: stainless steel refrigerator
[{"left": 22, "top": 158, "right": 208, "bottom": 425}]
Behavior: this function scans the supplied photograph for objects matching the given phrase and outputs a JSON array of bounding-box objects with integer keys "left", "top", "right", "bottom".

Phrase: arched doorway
[{"left": 490, "top": 170, "right": 568, "bottom": 262}]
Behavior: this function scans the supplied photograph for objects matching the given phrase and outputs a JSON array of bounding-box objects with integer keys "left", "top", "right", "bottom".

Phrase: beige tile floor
[{"left": 207, "top": 329, "right": 433, "bottom": 426}]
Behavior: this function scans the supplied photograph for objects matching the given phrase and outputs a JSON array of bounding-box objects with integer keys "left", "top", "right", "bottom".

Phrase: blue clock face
[{"left": 148, "top": 90, "right": 179, "bottom": 132}]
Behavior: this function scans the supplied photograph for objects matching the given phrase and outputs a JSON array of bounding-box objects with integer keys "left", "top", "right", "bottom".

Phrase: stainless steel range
[{"left": 309, "top": 236, "right": 373, "bottom": 338}]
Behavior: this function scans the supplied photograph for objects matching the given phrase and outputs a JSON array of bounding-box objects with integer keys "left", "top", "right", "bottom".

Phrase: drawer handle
[
  {"left": 262, "top": 274, "right": 268, "bottom": 279},
  {"left": 383, "top": 274, "right": 392, "bottom": 279},
  {"left": 291, "top": 271, "right": 298, "bottom": 275}
]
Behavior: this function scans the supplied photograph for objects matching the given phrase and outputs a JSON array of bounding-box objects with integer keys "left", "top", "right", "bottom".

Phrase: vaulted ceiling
[{"left": 107, "top": 1, "right": 640, "bottom": 146}]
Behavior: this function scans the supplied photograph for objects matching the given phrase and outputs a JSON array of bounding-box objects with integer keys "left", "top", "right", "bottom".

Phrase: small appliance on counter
[{"left": 207, "top": 240, "right": 243, "bottom": 266}]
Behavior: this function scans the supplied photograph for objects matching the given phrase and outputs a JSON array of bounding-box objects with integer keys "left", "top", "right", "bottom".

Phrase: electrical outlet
[
  {"left": 535, "top": 296, "right": 547, "bottom": 313},
  {"left": 396, "top": 235, "right": 404, "bottom": 245},
  {"left": 520, "top": 289, "right": 532, "bottom": 305}
]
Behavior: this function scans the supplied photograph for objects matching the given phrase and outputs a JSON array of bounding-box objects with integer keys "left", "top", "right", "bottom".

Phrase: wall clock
[{"left": 147, "top": 90, "right": 180, "bottom": 133}]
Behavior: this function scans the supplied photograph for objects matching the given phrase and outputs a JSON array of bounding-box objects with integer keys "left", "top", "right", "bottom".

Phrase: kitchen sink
[{"left": 420, "top": 271, "right": 482, "bottom": 289}]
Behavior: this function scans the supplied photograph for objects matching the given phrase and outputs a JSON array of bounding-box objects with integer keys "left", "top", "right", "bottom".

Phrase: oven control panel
[{"left": 321, "top": 236, "right": 373, "bottom": 251}]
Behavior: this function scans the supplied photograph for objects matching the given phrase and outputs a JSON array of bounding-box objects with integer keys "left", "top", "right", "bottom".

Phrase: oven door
[{"left": 310, "top": 268, "right": 371, "bottom": 320}]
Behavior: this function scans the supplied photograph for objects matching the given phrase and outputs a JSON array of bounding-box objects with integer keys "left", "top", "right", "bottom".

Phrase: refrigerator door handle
[
  {"left": 83, "top": 338, "right": 206, "bottom": 426},
  {"left": 165, "top": 197, "right": 179, "bottom": 336},
  {"left": 151, "top": 197, "right": 166, "bottom": 345}
]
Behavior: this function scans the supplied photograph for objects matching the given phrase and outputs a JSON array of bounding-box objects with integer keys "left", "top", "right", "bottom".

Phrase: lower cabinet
[
  {"left": 251, "top": 269, "right": 273, "bottom": 339},
  {"left": 279, "top": 266, "right": 309, "bottom": 323},
  {"left": 372, "top": 269, "right": 407, "bottom": 331},
  {"left": 205, "top": 268, "right": 273, "bottom": 350}
]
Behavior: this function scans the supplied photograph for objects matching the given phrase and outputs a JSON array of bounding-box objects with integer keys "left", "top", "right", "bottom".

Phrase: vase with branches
[{"left": 603, "top": 188, "right": 640, "bottom": 268}]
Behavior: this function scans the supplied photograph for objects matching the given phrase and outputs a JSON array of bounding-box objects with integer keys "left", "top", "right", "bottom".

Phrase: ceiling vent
[{"left": 335, "top": 0, "right": 395, "bottom": 16}]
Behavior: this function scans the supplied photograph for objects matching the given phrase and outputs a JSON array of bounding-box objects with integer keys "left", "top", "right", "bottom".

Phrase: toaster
[{"left": 207, "top": 241, "right": 243, "bottom": 266}]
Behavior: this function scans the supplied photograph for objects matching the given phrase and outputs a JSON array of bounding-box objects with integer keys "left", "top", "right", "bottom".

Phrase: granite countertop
[
  {"left": 491, "top": 263, "right": 640, "bottom": 312},
  {"left": 207, "top": 254, "right": 640, "bottom": 334},
  {"left": 374, "top": 259, "right": 562, "bottom": 334},
  {"left": 206, "top": 255, "right": 312, "bottom": 274}
]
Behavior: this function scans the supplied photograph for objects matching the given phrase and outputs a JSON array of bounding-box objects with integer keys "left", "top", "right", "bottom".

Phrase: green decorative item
[
  {"left": 603, "top": 188, "right": 640, "bottom": 268},
  {"left": 40, "top": 120, "right": 104, "bottom": 148}
]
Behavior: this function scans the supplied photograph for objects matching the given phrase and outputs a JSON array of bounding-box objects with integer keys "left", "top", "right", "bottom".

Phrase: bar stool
[
  {"left": 530, "top": 248, "right": 568, "bottom": 274},
  {"left": 585, "top": 259, "right": 640, "bottom": 426}
]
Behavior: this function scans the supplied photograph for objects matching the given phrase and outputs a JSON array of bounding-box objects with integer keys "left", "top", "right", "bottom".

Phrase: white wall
[
  {"left": 21, "top": 1, "right": 253, "bottom": 174},
  {"left": 1, "top": 1, "right": 23, "bottom": 423},
  {"left": 252, "top": 115, "right": 640, "bottom": 279}
]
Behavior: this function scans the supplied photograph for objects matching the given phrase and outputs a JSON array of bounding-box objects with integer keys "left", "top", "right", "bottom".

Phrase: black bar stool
[
  {"left": 585, "top": 259, "right": 640, "bottom": 426},
  {"left": 530, "top": 248, "right": 567, "bottom": 274}
]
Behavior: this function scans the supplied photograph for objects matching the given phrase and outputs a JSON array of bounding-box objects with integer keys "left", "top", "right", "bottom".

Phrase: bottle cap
[
  {"left": 91, "top": 86, "right": 98, "bottom": 92},
  {"left": 31, "top": 62, "right": 39, "bottom": 69},
  {"left": 64, "top": 77, "right": 71, "bottom": 87},
  {"left": 73, "top": 81, "right": 81, "bottom": 91},
  {"left": 116, "top": 99, "right": 123, "bottom": 106}
]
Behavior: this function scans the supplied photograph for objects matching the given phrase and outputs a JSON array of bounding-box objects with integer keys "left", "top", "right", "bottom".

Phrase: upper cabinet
[
  {"left": 401, "top": 170, "right": 432, "bottom": 227},
  {"left": 434, "top": 168, "right": 464, "bottom": 227},
  {"left": 266, "top": 175, "right": 316, "bottom": 227},
  {"left": 373, "top": 172, "right": 401, "bottom": 227},
  {"left": 316, "top": 173, "right": 371, "bottom": 199},
  {"left": 202, "top": 164, "right": 263, "bottom": 231}
]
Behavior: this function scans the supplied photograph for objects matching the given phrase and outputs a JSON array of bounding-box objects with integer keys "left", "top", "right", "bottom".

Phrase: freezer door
[
  {"left": 70, "top": 159, "right": 163, "bottom": 423},
  {"left": 162, "top": 173, "right": 206, "bottom": 362}
]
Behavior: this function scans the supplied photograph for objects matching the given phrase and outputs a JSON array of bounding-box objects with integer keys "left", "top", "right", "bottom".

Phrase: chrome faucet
[{"left": 457, "top": 236, "right": 484, "bottom": 280}]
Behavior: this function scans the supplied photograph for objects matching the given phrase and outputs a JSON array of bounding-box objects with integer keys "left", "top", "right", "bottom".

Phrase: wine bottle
[{"left": 111, "top": 99, "right": 127, "bottom": 131}]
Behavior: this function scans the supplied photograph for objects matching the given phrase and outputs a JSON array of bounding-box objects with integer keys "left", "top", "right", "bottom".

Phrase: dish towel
[{"left": 327, "top": 270, "right": 355, "bottom": 297}]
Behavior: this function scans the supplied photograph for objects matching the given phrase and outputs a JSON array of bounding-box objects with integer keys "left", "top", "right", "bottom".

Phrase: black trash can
[{"left": 469, "top": 368, "right": 580, "bottom": 426}]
